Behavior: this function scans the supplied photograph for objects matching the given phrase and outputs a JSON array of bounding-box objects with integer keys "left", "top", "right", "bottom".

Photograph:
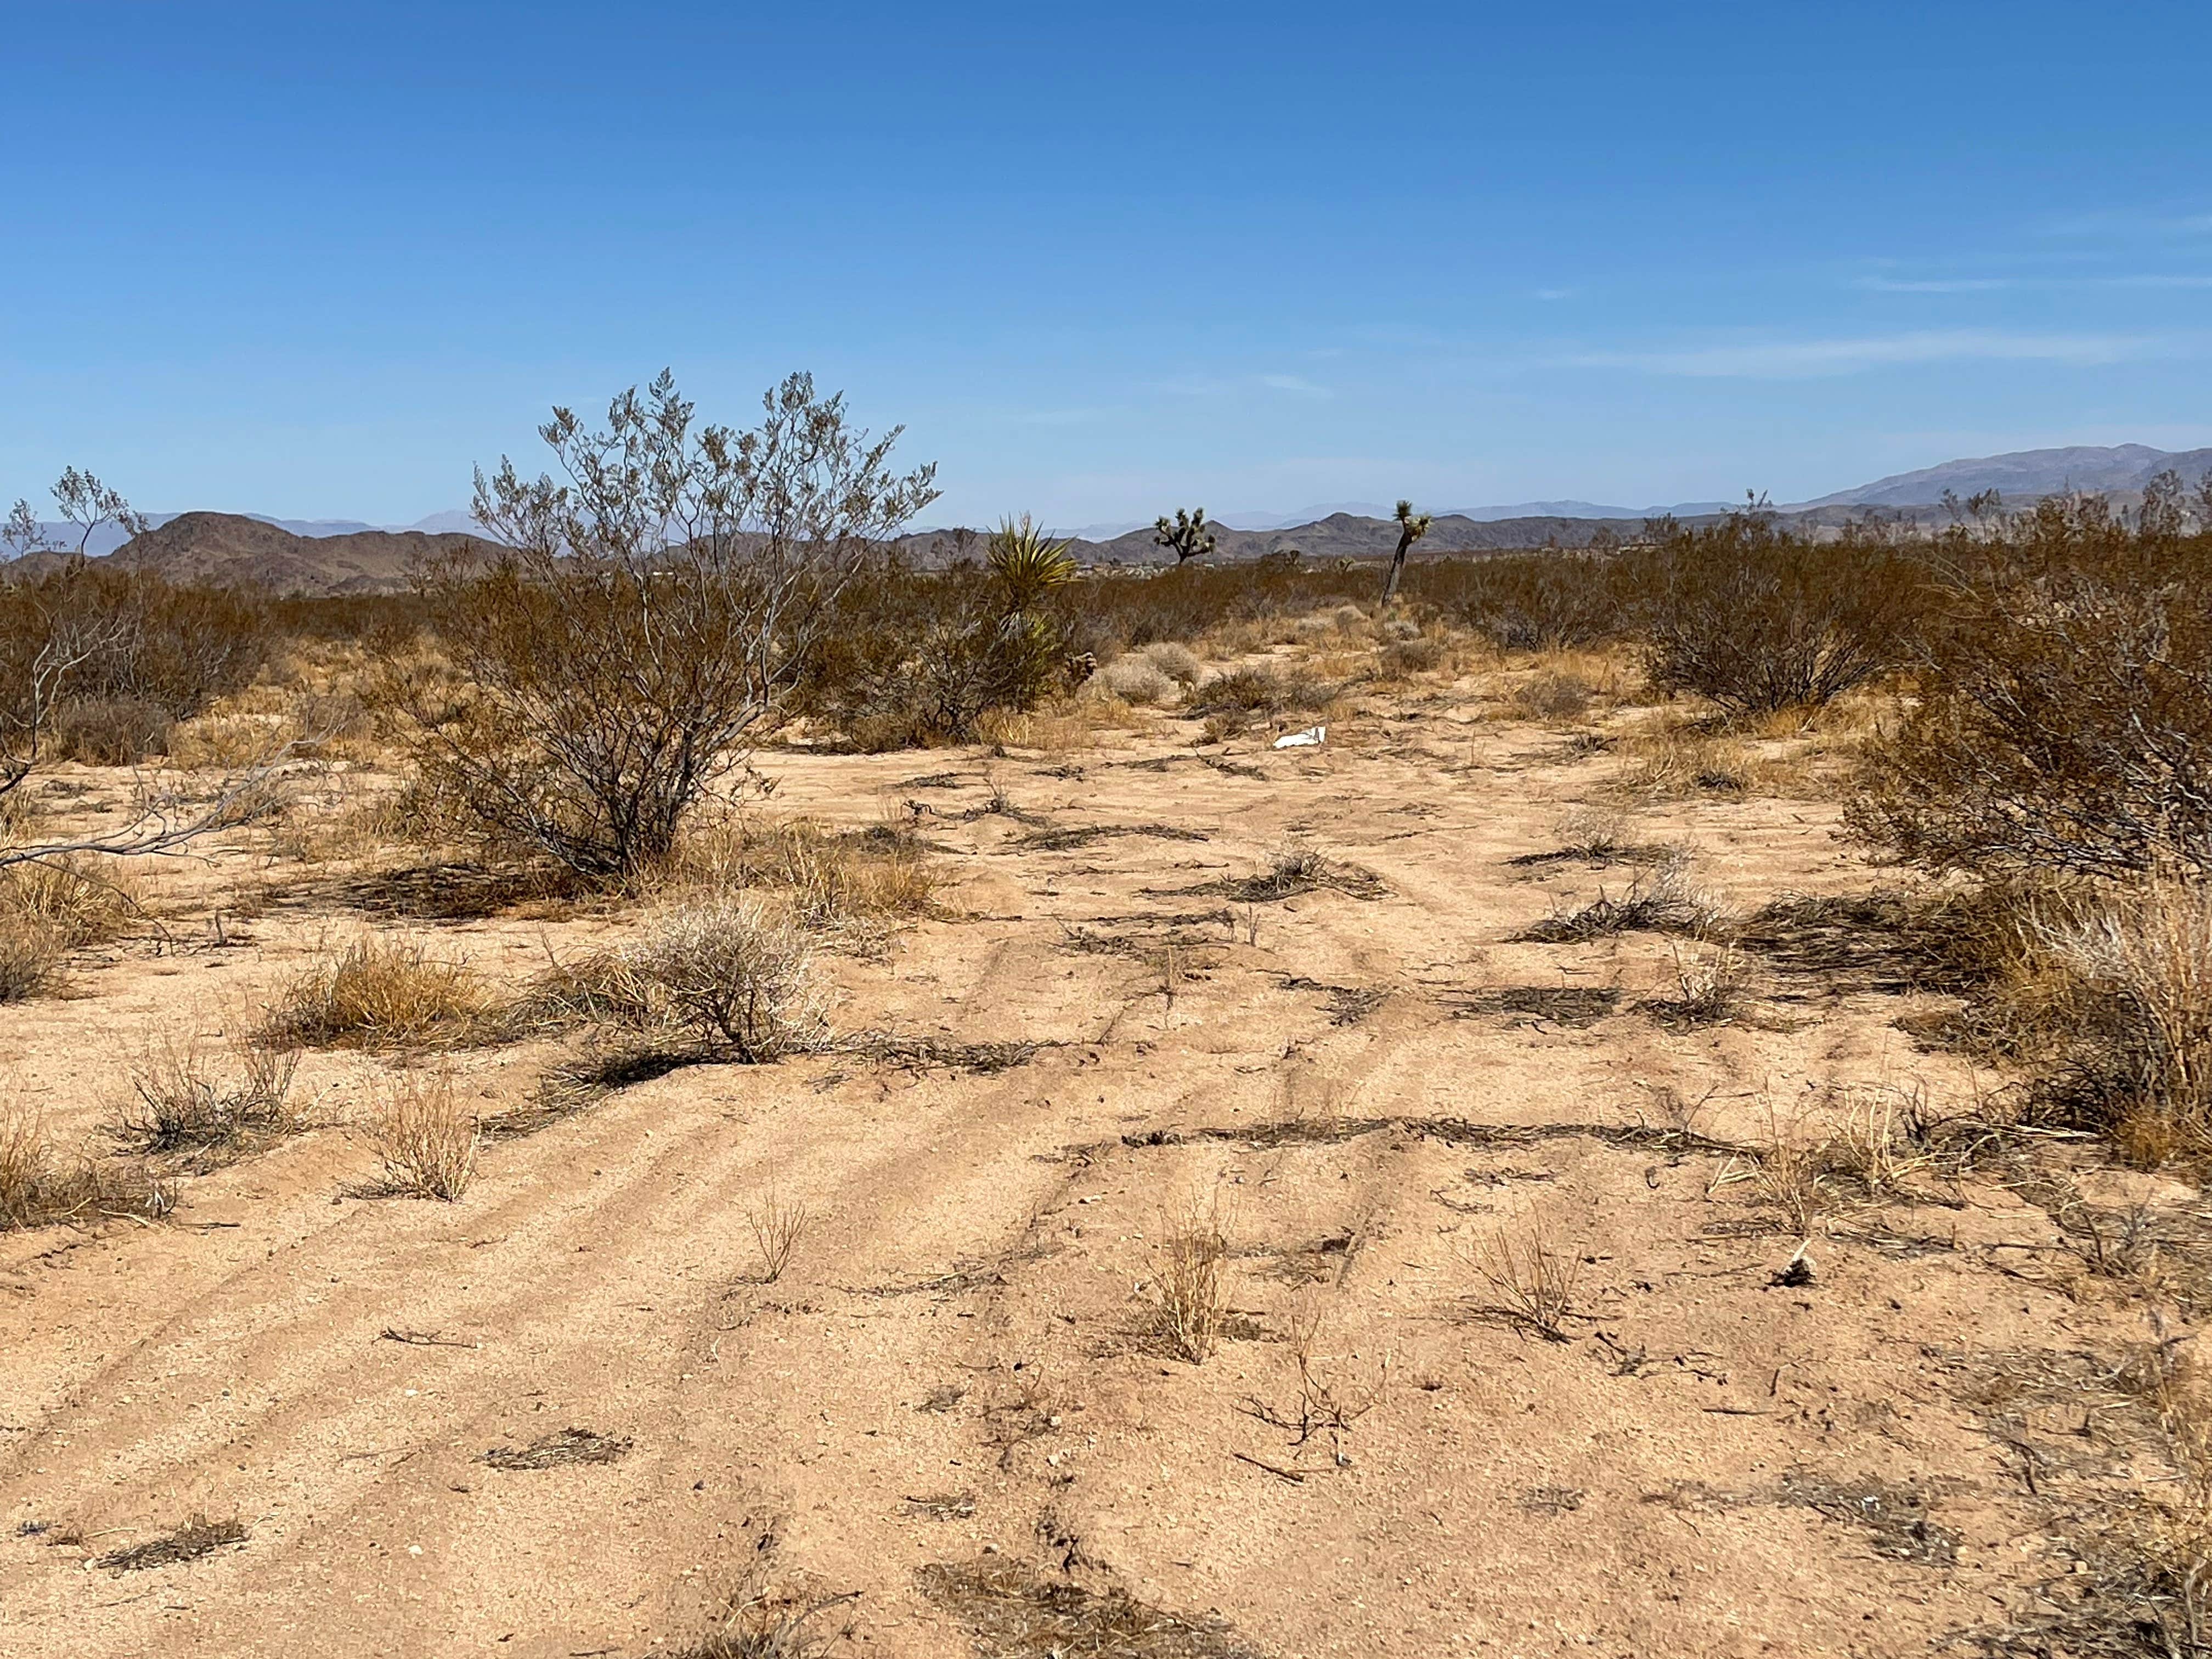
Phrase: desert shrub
[
  {"left": 1427, "top": 551, "right": 1630, "bottom": 651},
  {"left": 379, "top": 371, "right": 937, "bottom": 880},
  {"left": 368, "top": 1069, "right": 478, "bottom": 1200},
  {"left": 1853, "top": 516, "right": 2212, "bottom": 881},
  {"left": 110, "top": 1034, "right": 302, "bottom": 1162},
  {"left": 519, "top": 898, "right": 827, "bottom": 1062},
  {"left": 1515, "top": 852, "right": 1719, "bottom": 941},
  {"left": 1624, "top": 515, "right": 1926, "bottom": 714},
  {"left": 795, "top": 521, "right": 1083, "bottom": 748},
  {"left": 261, "top": 935, "right": 488, "bottom": 1048},
  {"left": 1508, "top": 669, "right": 1593, "bottom": 720},
  {"left": 1, "top": 1105, "right": 170, "bottom": 1232},
  {"left": 1188, "top": 665, "right": 1329, "bottom": 718},
  {"left": 46, "top": 696, "right": 173, "bottom": 764},
  {"left": 1099, "top": 656, "right": 1173, "bottom": 704}
]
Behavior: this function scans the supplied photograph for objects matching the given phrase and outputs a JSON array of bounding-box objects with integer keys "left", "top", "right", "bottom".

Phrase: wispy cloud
[
  {"left": 1854, "top": 275, "right": 2015, "bottom": 293},
  {"left": 1158, "top": 372, "right": 1331, "bottom": 398},
  {"left": 1533, "top": 287, "right": 1578, "bottom": 302},
  {"left": 1565, "top": 329, "right": 2174, "bottom": 379}
]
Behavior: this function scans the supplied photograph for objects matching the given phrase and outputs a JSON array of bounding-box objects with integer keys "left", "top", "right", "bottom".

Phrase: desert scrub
[
  {"left": 516, "top": 898, "right": 828, "bottom": 1062},
  {"left": 665, "top": 816, "right": 934, "bottom": 940},
  {"left": 366, "top": 1069, "right": 478, "bottom": 1200},
  {"left": 260, "top": 934, "right": 490, "bottom": 1048},
  {"left": 1, "top": 1104, "right": 171, "bottom": 1232},
  {"left": 109, "top": 1032, "right": 303, "bottom": 1165}
]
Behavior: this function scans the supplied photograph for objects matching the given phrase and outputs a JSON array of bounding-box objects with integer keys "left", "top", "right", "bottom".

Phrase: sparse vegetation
[
  {"left": 1153, "top": 1195, "right": 1230, "bottom": 1363},
  {"left": 110, "top": 1032, "right": 302, "bottom": 1164},
  {"left": 747, "top": 1189, "right": 810, "bottom": 1283},
  {"left": 1470, "top": 1217, "right": 1585, "bottom": 1341},
  {"left": 94, "top": 1513, "right": 246, "bottom": 1573},
  {"left": 518, "top": 898, "right": 828, "bottom": 1062},
  {"left": 377, "top": 371, "right": 937, "bottom": 878},
  {"left": 365, "top": 1069, "right": 478, "bottom": 1200},
  {"left": 260, "top": 934, "right": 489, "bottom": 1049},
  {"left": 1515, "top": 853, "right": 1718, "bottom": 941}
]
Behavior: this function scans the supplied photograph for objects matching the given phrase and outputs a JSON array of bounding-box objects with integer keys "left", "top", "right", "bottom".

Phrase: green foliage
[{"left": 1153, "top": 507, "right": 1217, "bottom": 565}]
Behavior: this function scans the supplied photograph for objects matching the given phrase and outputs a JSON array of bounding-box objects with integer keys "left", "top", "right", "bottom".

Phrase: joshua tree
[
  {"left": 1154, "top": 507, "right": 1216, "bottom": 565},
  {"left": 1379, "top": 499, "right": 1432, "bottom": 605}
]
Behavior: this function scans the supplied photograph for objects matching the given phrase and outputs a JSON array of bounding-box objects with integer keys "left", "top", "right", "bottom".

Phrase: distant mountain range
[{"left": 12, "top": 443, "right": 2210, "bottom": 594}]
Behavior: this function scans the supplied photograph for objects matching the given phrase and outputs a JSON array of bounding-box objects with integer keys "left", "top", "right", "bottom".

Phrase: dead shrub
[
  {"left": 1153, "top": 1195, "right": 1230, "bottom": 1363},
  {"left": 748, "top": 1189, "right": 810, "bottom": 1283},
  {"left": 95, "top": 1513, "right": 246, "bottom": 1573},
  {"left": 110, "top": 1032, "right": 302, "bottom": 1163},
  {"left": 261, "top": 934, "right": 488, "bottom": 1049},
  {"left": 1, "top": 1104, "right": 172, "bottom": 1232},
  {"left": 1515, "top": 853, "right": 1719, "bottom": 942},
  {"left": 517, "top": 898, "right": 828, "bottom": 1062},
  {"left": 366, "top": 1069, "right": 478, "bottom": 1200}
]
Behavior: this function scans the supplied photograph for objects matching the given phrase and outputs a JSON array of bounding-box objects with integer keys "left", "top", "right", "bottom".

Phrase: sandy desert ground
[{"left": 1, "top": 629, "right": 2194, "bottom": 1658}]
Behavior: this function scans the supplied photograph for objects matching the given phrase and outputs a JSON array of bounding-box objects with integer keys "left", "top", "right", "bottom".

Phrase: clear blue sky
[{"left": 7, "top": 1, "right": 2210, "bottom": 528}]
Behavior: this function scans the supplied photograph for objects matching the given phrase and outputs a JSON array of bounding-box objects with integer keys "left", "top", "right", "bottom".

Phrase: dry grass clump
[
  {"left": 1100, "top": 654, "right": 1176, "bottom": 706},
  {"left": 1139, "top": 640, "right": 1202, "bottom": 685},
  {"left": 668, "top": 816, "right": 935, "bottom": 940},
  {"left": 1470, "top": 1217, "right": 1587, "bottom": 1341},
  {"left": 1515, "top": 853, "right": 1720, "bottom": 943},
  {"left": 1644, "top": 942, "right": 1748, "bottom": 1026},
  {"left": 1153, "top": 1195, "right": 1231, "bottom": 1363},
  {"left": 1216, "top": 847, "right": 1388, "bottom": 903},
  {"left": 1, "top": 1105, "right": 172, "bottom": 1232},
  {"left": 916, "top": 1557, "right": 1250, "bottom": 1659},
  {"left": 1508, "top": 668, "right": 1595, "bottom": 722},
  {"left": 517, "top": 898, "right": 828, "bottom": 1063},
  {"left": 1188, "top": 664, "right": 1330, "bottom": 721},
  {"left": 0, "top": 918, "right": 65, "bottom": 1003},
  {"left": 95, "top": 1513, "right": 246, "bottom": 1573},
  {"left": 259, "top": 934, "right": 490, "bottom": 1049},
  {"left": 365, "top": 1069, "right": 478, "bottom": 1200},
  {"left": 2025, "top": 877, "right": 2212, "bottom": 1154},
  {"left": 1, "top": 855, "right": 141, "bottom": 946},
  {"left": 109, "top": 1032, "right": 302, "bottom": 1164},
  {"left": 1615, "top": 722, "right": 1759, "bottom": 798}
]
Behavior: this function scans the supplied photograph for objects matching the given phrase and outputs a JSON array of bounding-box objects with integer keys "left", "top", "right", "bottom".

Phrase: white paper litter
[{"left": 1272, "top": 724, "right": 1327, "bottom": 749}]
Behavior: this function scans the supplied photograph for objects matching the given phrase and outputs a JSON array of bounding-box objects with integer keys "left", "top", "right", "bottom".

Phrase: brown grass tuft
[
  {"left": 1153, "top": 1194, "right": 1231, "bottom": 1363},
  {"left": 1470, "top": 1217, "right": 1585, "bottom": 1341},
  {"left": 95, "top": 1513, "right": 246, "bottom": 1573},
  {"left": 1, "top": 1104, "right": 173, "bottom": 1232},
  {"left": 365, "top": 1069, "right": 478, "bottom": 1200},
  {"left": 261, "top": 934, "right": 489, "bottom": 1049}
]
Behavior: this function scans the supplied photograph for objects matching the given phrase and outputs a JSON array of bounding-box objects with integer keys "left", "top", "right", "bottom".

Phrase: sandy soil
[{"left": 0, "top": 664, "right": 2175, "bottom": 1658}]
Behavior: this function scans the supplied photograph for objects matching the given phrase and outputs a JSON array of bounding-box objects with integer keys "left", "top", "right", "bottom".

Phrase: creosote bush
[
  {"left": 1624, "top": 513, "right": 1926, "bottom": 715},
  {"left": 379, "top": 370, "right": 938, "bottom": 881}
]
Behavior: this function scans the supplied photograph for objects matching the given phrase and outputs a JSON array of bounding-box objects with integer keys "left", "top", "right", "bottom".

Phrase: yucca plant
[{"left": 986, "top": 516, "right": 1076, "bottom": 611}]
